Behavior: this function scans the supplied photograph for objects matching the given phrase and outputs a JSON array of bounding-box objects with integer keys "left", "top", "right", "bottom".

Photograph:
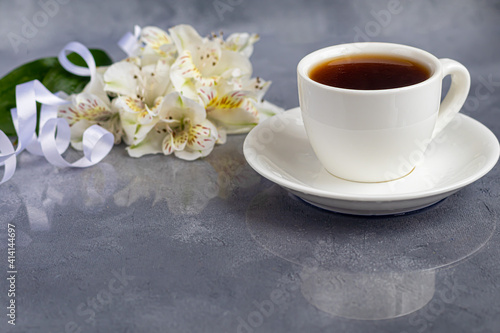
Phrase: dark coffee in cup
[{"left": 309, "top": 54, "right": 431, "bottom": 90}]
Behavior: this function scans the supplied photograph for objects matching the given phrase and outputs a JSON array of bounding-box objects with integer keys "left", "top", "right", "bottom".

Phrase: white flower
[
  {"left": 103, "top": 58, "right": 171, "bottom": 145},
  {"left": 127, "top": 92, "right": 220, "bottom": 161},
  {"left": 138, "top": 26, "right": 177, "bottom": 66},
  {"left": 58, "top": 70, "right": 122, "bottom": 149},
  {"left": 163, "top": 118, "right": 219, "bottom": 161},
  {"left": 223, "top": 32, "right": 260, "bottom": 57},
  {"left": 197, "top": 76, "right": 283, "bottom": 134},
  {"left": 168, "top": 24, "right": 253, "bottom": 102}
]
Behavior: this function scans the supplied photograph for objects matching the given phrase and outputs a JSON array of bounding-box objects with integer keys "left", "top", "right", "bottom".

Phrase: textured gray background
[{"left": 1, "top": 0, "right": 500, "bottom": 332}]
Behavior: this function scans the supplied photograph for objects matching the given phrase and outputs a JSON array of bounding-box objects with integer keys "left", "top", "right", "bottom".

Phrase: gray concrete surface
[{"left": 0, "top": 0, "right": 499, "bottom": 332}]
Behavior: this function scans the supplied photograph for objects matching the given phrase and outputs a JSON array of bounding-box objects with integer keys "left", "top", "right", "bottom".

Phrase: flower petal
[
  {"left": 174, "top": 149, "right": 204, "bottom": 161},
  {"left": 140, "top": 26, "right": 173, "bottom": 55},
  {"left": 197, "top": 86, "right": 217, "bottom": 107},
  {"left": 117, "top": 95, "right": 145, "bottom": 113},
  {"left": 104, "top": 61, "right": 141, "bottom": 96},
  {"left": 58, "top": 92, "right": 114, "bottom": 125},
  {"left": 162, "top": 130, "right": 188, "bottom": 155},
  {"left": 161, "top": 92, "right": 206, "bottom": 125},
  {"left": 241, "top": 77, "right": 271, "bottom": 101},
  {"left": 211, "top": 50, "right": 252, "bottom": 79},
  {"left": 170, "top": 50, "right": 218, "bottom": 100},
  {"left": 118, "top": 102, "right": 158, "bottom": 145},
  {"left": 67, "top": 119, "right": 92, "bottom": 151},
  {"left": 83, "top": 69, "right": 109, "bottom": 103},
  {"left": 224, "top": 33, "right": 260, "bottom": 57},
  {"left": 186, "top": 119, "right": 218, "bottom": 151},
  {"left": 103, "top": 113, "right": 123, "bottom": 144},
  {"left": 142, "top": 59, "right": 171, "bottom": 106},
  {"left": 192, "top": 40, "right": 222, "bottom": 77},
  {"left": 126, "top": 127, "right": 165, "bottom": 158},
  {"left": 117, "top": 106, "right": 138, "bottom": 145},
  {"left": 216, "top": 126, "right": 227, "bottom": 144},
  {"left": 169, "top": 24, "right": 203, "bottom": 54},
  {"left": 207, "top": 97, "right": 260, "bottom": 134}
]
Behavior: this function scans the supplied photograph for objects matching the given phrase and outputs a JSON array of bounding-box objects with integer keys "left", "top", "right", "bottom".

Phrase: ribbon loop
[
  {"left": 0, "top": 42, "right": 114, "bottom": 185},
  {"left": 118, "top": 25, "right": 142, "bottom": 57},
  {"left": 0, "top": 131, "right": 16, "bottom": 183},
  {"left": 58, "top": 41, "right": 97, "bottom": 80}
]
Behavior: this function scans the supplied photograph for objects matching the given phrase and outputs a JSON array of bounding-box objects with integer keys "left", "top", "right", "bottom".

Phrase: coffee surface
[{"left": 309, "top": 54, "right": 431, "bottom": 90}]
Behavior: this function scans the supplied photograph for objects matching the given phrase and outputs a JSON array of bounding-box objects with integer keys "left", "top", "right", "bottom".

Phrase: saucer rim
[{"left": 243, "top": 107, "right": 500, "bottom": 202}]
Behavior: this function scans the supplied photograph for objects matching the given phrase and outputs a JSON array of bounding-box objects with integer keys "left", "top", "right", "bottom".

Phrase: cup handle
[{"left": 432, "top": 59, "right": 471, "bottom": 139}]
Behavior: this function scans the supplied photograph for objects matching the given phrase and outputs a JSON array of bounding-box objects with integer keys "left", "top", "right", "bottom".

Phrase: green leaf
[
  {"left": 0, "top": 49, "right": 113, "bottom": 136},
  {"left": 0, "top": 58, "right": 58, "bottom": 136},
  {"left": 69, "top": 49, "right": 113, "bottom": 68}
]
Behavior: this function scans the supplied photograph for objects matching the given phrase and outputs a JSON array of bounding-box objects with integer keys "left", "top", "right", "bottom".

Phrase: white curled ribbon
[
  {"left": 118, "top": 25, "right": 142, "bottom": 57},
  {"left": 0, "top": 42, "right": 114, "bottom": 184},
  {"left": 58, "top": 41, "right": 97, "bottom": 79}
]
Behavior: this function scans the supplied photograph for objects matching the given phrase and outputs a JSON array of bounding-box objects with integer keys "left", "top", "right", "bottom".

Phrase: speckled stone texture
[{"left": 0, "top": 0, "right": 499, "bottom": 332}]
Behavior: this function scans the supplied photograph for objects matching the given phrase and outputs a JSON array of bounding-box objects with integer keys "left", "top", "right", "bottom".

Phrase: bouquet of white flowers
[
  {"left": 0, "top": 24, "right": 282, "bottom": 185},
  {"left": 58, "top": 25, "right": 282, "bottom": 161}
]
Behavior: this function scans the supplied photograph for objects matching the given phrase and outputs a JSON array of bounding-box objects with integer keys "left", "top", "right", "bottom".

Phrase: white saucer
[{"left": 243, "top": 107, "right": 500, "bottom": 215}]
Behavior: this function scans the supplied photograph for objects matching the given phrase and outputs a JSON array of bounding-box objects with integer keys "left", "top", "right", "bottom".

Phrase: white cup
[{"left": 297, "top": 42, "right": 470, "bottom": 183}]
